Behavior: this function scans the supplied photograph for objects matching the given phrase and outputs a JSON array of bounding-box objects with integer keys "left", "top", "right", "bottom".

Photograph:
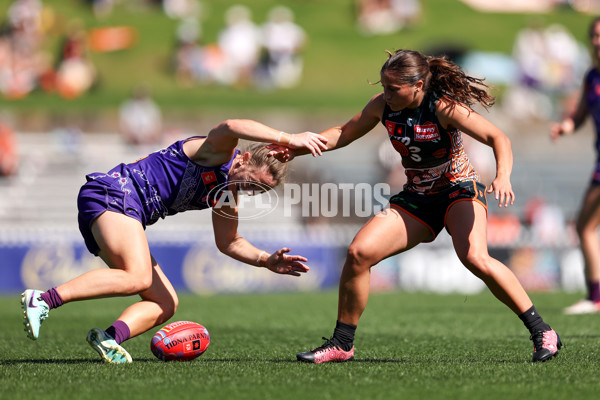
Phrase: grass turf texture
[
  {"left": 0, "top": 0, "right": 592, "bottom": 115},
  {"left": 1, "top": 291, "right": 599, "bottom": 399}
]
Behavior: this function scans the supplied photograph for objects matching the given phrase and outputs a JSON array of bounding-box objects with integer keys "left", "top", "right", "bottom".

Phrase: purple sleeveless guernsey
[
  {"left": 584, "top": 68, "right": 600, "bottom": 183},
  {"left": 77, "top": 137, "right": 238, "bottom": 254}
]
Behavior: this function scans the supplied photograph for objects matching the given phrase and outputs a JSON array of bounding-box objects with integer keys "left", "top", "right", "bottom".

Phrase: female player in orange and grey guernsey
[
  {"left": 271, "top": 49, "right": 562, "bottom": 363},
  {"left": 552, "top": 17, "right": 600, "bottom": 315},
  {"left": 21, "top": 119, "right": 327, "bottom": 363}
]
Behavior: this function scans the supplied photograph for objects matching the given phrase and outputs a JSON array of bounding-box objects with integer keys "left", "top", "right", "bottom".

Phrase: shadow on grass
[
  {"left": 0, "top": 359, "right": 156, "bottom": 365},
  {"left": 159, "top": 358, "right": 524, "bottom": 364},
  {"left": 1, "top": 356, "right": 529, "bottom": 365},
  {"left": 561, "top": 334, "right": 600, "bottom": 339}
]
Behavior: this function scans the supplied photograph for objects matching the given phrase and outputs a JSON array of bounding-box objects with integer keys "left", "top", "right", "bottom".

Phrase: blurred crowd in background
[
  {"left": 172, "top": 2, "right": 306, "bottom": 90},
  {"left": 0, "top": 0, "right": 589, "bottom": 112},
  {"left": 0, "top": 0, "right": 307, "bottom": 100},
  {"left": 0, "top": 0, "right": 591, "bottom": 121},
  {"left": 355, "top": 0, "right": 422, "bottom": 35}
]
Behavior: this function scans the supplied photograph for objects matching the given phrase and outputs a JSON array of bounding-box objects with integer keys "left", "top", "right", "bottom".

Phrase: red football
[{"left": 150, "top": 321, "right": 210, "bottom": 362}]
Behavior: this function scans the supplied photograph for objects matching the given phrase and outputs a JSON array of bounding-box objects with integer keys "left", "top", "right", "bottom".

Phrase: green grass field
[{"left": 1, "top": 290, "right": 599, "bottom": 399}]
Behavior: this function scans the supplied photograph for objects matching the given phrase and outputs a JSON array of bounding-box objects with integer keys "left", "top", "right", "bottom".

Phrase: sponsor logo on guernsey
[
  {"left": 385, "top": 120, "right": 406, "bottom": 137},
  {"left": 201, "top": 171, "right": 217, "bottom": 185},
  {"left": 385, "top": 121, "right": 397, "bottom": 136},
  {"left": 414, "top": 123, "right": 440, "bottom": 141}
]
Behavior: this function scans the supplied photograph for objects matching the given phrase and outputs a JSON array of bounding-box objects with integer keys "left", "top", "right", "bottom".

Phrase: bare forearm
[
  {"left": 216, "top": 235, "right": 268, "bottom": 268},
  {"left": 218, "top": 119, "right": 293, "bottom": 145},
  {"left": 491, "top": 134, "right": 513, "bottom": 179},
  {"left": 293, "top": 126, "right": 348, "bottom": 156}
]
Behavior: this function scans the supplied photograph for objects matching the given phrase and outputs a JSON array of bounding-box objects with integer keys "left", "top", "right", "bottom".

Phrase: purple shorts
[{"left": 77, "top": 180, "right": 144, "bottom": 255}]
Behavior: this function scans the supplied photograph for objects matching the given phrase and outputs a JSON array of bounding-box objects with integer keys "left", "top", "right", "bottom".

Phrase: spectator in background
[
  {"left": 355, "top": 0, "right": 421, "bottom": 36},
  {"left": 163, "top": 0, "right": 202, "bottom": 20},
  {"left": 523, "top": 196, "right": 566, "bottom": 247},
  {"left": 6, "top": 0, "right": 43, "bottom": 52},
  {"left": 0, "top": 122, "right": 18, "bottom": 177},
  {"left": 508, "top": 21, "right": 590, "bottom": 120},
  {"left": 259, "top": 6, "right": 306, "bottom": 89},
  {"left": 82, "top": 0, "right": 115, "bottom": 19},
  {"left": 119, "top": 84, "right": 163, "bottom": 147},
  {"left": 173, "top": 17, "right": 205, "bottom": 86},
  {"left": 551, "top": 17, "right": 600, "bottom": 315},
  {"left": 55, "top": 20, "right": 97, "bottom": 99},
  {"left": 217, "top": 5, "right": 261, "bottom": 87},
  {"left": 0, "top": 0, "right": 45, "bottom": 99}
]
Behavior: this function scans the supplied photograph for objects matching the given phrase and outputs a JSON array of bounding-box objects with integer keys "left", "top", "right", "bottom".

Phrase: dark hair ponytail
[{"left": 381, "top": 49, "right": 495, "bottom": 109}]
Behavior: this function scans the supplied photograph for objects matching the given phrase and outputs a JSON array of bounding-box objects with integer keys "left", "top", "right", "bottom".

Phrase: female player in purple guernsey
[
  {"left": 272, "top": 49, "right": 561, "bottom": 363},
  {"left": 551, "top": 17, "right": 600, "bottom": 315},
  {"left": 21, "top": 119, "right": 327, "bottom": 363}
]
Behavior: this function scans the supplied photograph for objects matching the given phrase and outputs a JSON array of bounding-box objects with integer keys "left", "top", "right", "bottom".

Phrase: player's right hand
[
  {"left": 550, "top": 119, "right": 574, "bottom": 141},
  {"left": 288, "top": 131, "right": 328, "bottom": 156},
  {"left": 266, "top": 144, "right": 297, "bottom": 162}
]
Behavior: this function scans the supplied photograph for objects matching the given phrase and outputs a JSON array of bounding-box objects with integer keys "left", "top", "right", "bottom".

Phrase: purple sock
[
  {"left": 40, "top": 287, "right": 64, "bottom": 310},
  {"left": 588, "top": 281, "right": 600, "bottom": 302},
  {"left": 105, "top": 320, "right": 131, "bottom": 345}
]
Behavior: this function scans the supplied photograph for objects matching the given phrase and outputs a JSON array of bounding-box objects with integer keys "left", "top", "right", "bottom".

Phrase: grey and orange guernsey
[
  {"left": 382, "top": 91, "right": 479, "bottom": 194},
  {"left": 382, "top": 91, "right": 488, "bottom": 242}
]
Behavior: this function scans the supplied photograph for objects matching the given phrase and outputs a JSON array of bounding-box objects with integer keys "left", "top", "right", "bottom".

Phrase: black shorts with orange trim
[{"left": 389, "top": 180, "right": 487, "bottom": 242}]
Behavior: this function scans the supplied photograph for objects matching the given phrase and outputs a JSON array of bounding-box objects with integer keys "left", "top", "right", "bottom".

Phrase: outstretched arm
[
  {"left": 211, "top": 203, "right": 310, "bottom": 277},
  {"left": 550, "top": 83, "right": 588, "bottom": 140},
  {"left": 268, "top": 94, "right": 384, "bottom": 162},
  {"left": 437, "top": 97, "right": 514, "bottom": 208},
  {"left": 196, "top": 119, "right": 328, "bottom": 165}
]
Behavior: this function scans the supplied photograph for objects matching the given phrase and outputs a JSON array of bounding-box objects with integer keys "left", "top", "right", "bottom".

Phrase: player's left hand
[
  {"left": 264, "top": 248, "right": 310, "bottom": 277},
  {"left": 487, "top": 176, "right": 515, "bottom": 208}
]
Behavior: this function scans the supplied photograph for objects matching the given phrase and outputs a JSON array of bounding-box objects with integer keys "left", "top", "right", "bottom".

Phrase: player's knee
[
  {"left": 168, "top": 292, "right": 179, "bottom": 316},
  {"left": 124, "top": 274, "right": 153, "bottom": 295},
  {"left": 576, "top": 220, "right": 595, "bottom": 238},
  {"left": 459, "top": 251, "right": 492, "bottom": 278},
  {"left": 160, "top": 293, "right": 179, "bottom": 323},
  {"left": 158, "top": 293, "right": 179, "bottom": 323},
  {"left": 346, "top": 243, "right": 376, "bottom": 269}
]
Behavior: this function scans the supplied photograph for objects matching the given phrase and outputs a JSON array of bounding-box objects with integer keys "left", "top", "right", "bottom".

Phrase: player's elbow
[
  {"left": 214, "top": 235, "right": 239, "bottom": 255},
  {"left": 214, "top": 239, "right": 230, "bottom": 254},
  {"left": 489, "top": 131, "right": 512, "bottom": 150},
  {"left": 218, "top": 119, "right": 244, "bottom": 134}
]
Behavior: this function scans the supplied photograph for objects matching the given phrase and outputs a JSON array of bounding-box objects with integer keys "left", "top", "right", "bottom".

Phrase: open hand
[
  {"left": 266, "top": 144, "right": 297, "bottom": 162},
  {"left": 487, "top": 177, "right": 515, "bottom": 208},
  {"left": 264, "top": 248, "right": 310, "bottom": 277},
  {"left": 288, "top": 132, "right": 328, "bottom": 156},
  {"left": 550, "top": 119, "right": 574, "bottom": 141}
]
